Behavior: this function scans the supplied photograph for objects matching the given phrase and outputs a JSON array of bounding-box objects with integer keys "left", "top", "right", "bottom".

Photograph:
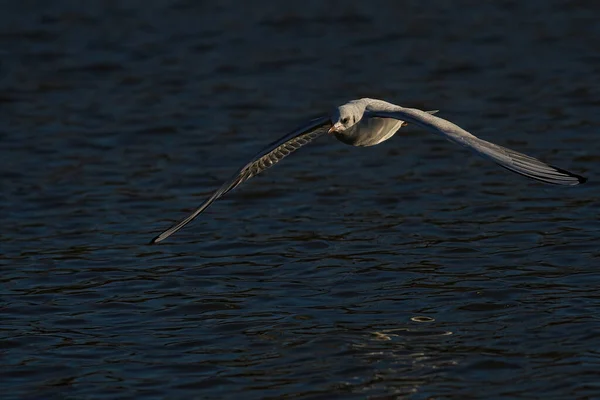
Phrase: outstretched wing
[
  {"left": 366, "top": 105, "right": 586, "bottom": 186},
  {"left": 150, "top": 115, "right": 331, "bottom": 244}
]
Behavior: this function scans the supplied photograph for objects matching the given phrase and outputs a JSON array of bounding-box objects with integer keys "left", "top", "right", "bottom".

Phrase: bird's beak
[{"left": 328, "top": 123, "right": 342, "bottom": 134}]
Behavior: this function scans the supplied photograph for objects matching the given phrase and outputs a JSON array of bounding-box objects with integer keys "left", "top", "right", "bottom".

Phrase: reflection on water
[{"left": 2, "top": 0, "right": 600, "bottom": 398}]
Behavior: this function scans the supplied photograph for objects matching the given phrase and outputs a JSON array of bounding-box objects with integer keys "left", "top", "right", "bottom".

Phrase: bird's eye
[{"left": 341, "top": 117, "right": 349, "bottom": 124}]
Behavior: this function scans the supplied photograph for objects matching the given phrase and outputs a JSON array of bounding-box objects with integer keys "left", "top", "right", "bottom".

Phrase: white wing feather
[{"left": 366, "top": 105, "right": 585, "bottom": 186}]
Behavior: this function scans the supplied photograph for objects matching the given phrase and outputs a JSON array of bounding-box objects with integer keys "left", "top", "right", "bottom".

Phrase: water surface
[{"left": 2, "top": 1, "right": 600, "bottom": 399}]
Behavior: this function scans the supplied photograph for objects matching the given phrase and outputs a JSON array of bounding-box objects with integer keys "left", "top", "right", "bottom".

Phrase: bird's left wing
[
  {"left": 366, "top": 105, "right": 586, "bottom": 186},
  {"left": 150, "top": 115, "right": 331, "bottom": 244}
]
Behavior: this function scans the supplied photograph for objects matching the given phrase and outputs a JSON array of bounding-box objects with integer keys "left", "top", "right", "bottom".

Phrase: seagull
[{"left": 150, "top": 98, "right": 586, "bottom": 244}]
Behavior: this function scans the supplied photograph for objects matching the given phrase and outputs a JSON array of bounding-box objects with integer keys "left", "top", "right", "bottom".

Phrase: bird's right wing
[
  {"left": 366, "top": 105, "right": 586, "bottom": 186},
  {"left": 150, "top": 115, "right": 331, "bottom": 244}
]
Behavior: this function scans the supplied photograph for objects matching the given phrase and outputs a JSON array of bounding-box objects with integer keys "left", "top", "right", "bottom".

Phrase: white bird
[{"left": 150, "top": 98, "right": 586, "bottom": 244}]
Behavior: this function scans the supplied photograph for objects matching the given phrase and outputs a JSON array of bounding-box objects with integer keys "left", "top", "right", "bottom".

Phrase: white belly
[{"left": 335, "top": 117, "right": 405, "bottom": 147}]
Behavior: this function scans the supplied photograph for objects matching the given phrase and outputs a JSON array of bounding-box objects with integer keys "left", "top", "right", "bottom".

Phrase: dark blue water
[{"left": 2, "top": 1, "right": 600, "bottom": 399}]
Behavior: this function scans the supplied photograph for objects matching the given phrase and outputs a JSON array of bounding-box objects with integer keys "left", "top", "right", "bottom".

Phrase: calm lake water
[{"left": 2, "top": 1, "right": 600, "bottom": 399}]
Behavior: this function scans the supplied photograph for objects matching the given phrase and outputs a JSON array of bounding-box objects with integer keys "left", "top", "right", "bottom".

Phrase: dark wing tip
[
  {"left": 549, "top": 164, "right": 587, "bottom": 185},
  {"left": 149, "top": 231, "right": 170, "bottom": 244},
  {"left": 494, "top": 162, "right": 587, "bottom": 186}
]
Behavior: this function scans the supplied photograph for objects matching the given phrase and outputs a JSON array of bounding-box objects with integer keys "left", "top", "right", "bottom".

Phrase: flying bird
[{"left": 150, "top": 98, "right": 586, "bottom": 244}]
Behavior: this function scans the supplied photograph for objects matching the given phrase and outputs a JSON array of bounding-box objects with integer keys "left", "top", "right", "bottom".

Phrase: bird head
[{"left": 328, "top": 105, "right": 358, "bottom": 134}]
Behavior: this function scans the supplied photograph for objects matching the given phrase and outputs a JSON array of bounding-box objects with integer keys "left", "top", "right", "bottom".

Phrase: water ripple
[{"left": 2, "top": 1, "right": 600, "bottom": 399}]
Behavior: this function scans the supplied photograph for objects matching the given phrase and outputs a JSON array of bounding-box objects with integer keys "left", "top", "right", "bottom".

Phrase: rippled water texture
[{"left": 2, "top": 1, "right": 600, "bottom": 398}]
